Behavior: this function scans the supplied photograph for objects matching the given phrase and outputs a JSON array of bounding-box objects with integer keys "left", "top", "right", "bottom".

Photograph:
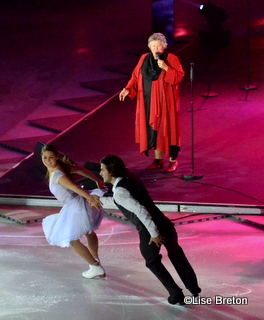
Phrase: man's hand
[
  {"left": 88, "top": 195, "right": 102, "bottom": 210},
  {"left": 149, "top": 235, "right": 165, "bottom": 247}
]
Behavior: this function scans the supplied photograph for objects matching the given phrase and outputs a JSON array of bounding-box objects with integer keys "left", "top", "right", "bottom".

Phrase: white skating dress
[{"left": 42, "top": 170, "right": 104, "bottom": 248}]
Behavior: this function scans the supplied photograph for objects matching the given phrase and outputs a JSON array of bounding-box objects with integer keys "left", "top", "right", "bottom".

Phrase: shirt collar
[{"left": 112, "top": 177, "right": 123, "bottom": 192}]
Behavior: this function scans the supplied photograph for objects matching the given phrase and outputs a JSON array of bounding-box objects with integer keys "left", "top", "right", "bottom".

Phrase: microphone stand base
[
  {"left": 240, "top": 85, "right": 257, "bottom": 91},
  {"left": 182, "top": 174, "right": 203, "bottom": 181},
  {"left": 200, "top": 92, "right": 218, "bottom": 98}
]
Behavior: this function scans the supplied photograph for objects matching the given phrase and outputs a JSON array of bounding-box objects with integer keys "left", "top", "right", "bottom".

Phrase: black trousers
[{"left": 139, "top": 222, "right": 201, "bottom": 299}]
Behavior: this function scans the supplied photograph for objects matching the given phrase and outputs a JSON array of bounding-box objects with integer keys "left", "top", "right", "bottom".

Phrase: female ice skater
[{"left": 41, "top": 144, "right": 106, "bottom": 279}]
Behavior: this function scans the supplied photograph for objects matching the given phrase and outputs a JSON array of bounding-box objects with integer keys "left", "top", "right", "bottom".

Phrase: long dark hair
[
  {"left": 100, "top": 155, "right": 127, "bottom": 178},
  {"left": 41, "top": 144, "right": 74, "bottom": 180}
]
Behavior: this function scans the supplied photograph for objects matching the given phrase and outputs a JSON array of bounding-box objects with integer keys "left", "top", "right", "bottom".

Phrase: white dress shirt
[{"left": 101, "top": 177, "right": 159, "bottom": 238}]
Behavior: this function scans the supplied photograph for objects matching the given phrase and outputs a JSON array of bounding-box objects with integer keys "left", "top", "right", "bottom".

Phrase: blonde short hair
[{"left": 148, "top": 33, "right": 168, "bottom": 49}]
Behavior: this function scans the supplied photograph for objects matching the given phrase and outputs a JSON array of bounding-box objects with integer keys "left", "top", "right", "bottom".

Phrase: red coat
[{"left": 125, "top": 53, "right": 184, "bottom": 157}]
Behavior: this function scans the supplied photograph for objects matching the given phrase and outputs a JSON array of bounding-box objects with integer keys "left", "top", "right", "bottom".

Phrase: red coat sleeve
[
  {"left": 164, "top": 54, "right": 185, "bottom": 85},
  {"left": 125, "top": 54, "right": 148, "bottom": 99}
]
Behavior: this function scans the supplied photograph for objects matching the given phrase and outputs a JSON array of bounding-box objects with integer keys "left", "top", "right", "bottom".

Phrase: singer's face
[{"left": 149, "top": 40, "right": 165, "bottom": 59}]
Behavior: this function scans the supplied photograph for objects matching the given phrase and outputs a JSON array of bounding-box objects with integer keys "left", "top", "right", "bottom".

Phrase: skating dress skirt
[{"left": 42, "top": 170, "right": 104, "bottom": 247}]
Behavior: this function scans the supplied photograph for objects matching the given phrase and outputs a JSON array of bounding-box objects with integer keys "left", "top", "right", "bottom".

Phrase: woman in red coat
[{"left": 119, "top": 33, "right": 184, "bottom": 172}]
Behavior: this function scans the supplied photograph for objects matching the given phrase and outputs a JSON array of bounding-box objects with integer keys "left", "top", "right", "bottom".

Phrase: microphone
[
  {"left": 155, "top": 52, "right": 160, "bottom": 60},
  {"left": 190, "top": 62, "right": 194, "bottom": 81}
]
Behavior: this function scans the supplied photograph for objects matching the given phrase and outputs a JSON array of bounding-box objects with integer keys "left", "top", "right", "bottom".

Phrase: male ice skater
[{"left": 99, "top": 155, "right": 201, "bottom": 305}]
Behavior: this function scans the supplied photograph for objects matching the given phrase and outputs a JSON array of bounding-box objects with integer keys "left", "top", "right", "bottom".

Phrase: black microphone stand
[
  {"left": 240, "top": 0, "right": 257, "bottom": 99},
  {"left": 200, "top": 44, "right": 218, "bottom": 98},
  {"left": 182, "top": 63, "right": 203, "bottom": 181}
]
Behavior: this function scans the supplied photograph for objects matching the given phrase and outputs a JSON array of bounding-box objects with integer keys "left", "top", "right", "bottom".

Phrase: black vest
[{"left": 114, "top": 177, "right": 173, "bottom": 235}]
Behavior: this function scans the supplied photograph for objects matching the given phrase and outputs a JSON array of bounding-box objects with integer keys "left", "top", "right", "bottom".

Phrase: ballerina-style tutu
[{"left": 42, "top": 170, "right": 105, "bottom": 248}]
